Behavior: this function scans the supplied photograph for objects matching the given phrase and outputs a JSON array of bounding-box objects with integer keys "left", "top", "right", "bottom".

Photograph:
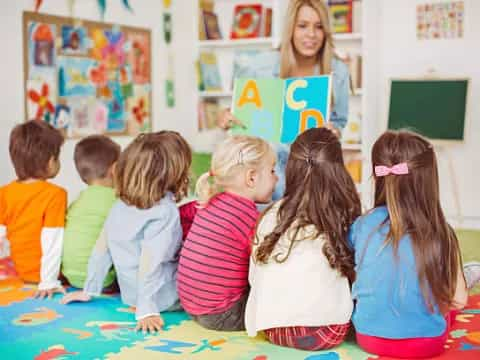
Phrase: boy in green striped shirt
[{"left": 61, "top": 135, "right": 120, "bottom": 289}]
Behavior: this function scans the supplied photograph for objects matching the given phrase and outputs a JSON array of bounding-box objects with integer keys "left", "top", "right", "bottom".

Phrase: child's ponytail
[
  {"left": 195, "top": 171, "right": 219, "bottom": 206},
  {"left": 195, "top": 135, "right": 273, "bottom": 206}
]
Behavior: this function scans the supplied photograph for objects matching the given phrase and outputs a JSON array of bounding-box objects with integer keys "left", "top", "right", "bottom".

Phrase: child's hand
[
  {"left": 34, "top": 286, "right": 66, "bottom": 300},
  {"left": 60, "top": 290, "right": 92, "bottom": 304},
  {"left": 135, "top": 314, "right": 164, "bottom": 333}
]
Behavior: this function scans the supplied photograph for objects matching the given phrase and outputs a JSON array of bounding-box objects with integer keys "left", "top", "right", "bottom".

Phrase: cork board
[{"left": 23, "top": 11, "right": 152, "bottom": 138}]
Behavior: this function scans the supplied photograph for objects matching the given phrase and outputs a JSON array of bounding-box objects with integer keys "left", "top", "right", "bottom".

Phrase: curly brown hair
[
  {"left": 115, "top": 131, "right": 192, "bottom": 209},
  {"left": 254, "top": 128, "right": 361, "bottom": 282}
]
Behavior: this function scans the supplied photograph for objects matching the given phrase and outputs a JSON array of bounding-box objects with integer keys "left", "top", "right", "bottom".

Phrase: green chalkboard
[{"left": 388, "top": 79, "right": 468, "bottom": 141}]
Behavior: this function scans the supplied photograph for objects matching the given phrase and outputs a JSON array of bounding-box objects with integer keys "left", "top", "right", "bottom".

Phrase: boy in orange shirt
[{"left": 0, "top": 120, "right": 67, "bottom": 299}]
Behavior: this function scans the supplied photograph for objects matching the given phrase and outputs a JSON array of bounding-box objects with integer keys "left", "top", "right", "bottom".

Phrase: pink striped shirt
[{"left": 177, "top": 192, "right": 259, "bottom": 315}]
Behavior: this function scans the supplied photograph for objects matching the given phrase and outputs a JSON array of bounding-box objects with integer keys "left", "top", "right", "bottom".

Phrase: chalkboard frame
[{"left": 386, "top": 77, "right": 470, "bottom": 144}]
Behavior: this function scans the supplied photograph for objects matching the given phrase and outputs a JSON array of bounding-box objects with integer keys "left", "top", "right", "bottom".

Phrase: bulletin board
[
  {"left": 22, "top": 11, "right": 152, "bottom": 138},
  {"left": 388, "top": 78, "right": 468, "bottom": 142}
]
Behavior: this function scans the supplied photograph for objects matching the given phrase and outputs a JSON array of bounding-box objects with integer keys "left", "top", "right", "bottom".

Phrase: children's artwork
[
  {"left": 68, "top": 97, "right": 95, "bottom": 136},
  {"left": 23, "top": 11, "right": 151, "bottom": 137},
  {"left": 58, "top": 57, "right": 96, "bottom": 97},
  {"left": 231, "top": 76, "right": 332, "bottom": 144},
  {"left": 28, "top": 22, "right": 56, "bottom": 67},
  {"left": 61, "top": 25, "right": 88, "bottom": 54},
  {"left": 417, "top": 1, "right": 464, "bottom": 39},
  {"left": 128, "top": 33, "right": 150, "bottom": 84},
  {"left": 26, "top": 77, "right": 56, "bottom": 122},
  {"left": 127, "top": 85, "right": 151, "bottom": 133}
]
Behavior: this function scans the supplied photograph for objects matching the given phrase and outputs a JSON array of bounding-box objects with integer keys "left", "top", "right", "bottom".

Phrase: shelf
[
  {"left": 198, "top": 37, "right": 274, "bottom": 48},
  {"left": 199, "top": 91, "right": 233, "bottom": 98},
  {"left": 333, "top": 33, "right": 362, "bottom": 41},
  {"left": 341, "top": 143, "right": 362, "bottom": 151}
]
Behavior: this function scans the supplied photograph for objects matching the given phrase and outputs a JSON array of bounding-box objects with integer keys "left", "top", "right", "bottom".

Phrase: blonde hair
[
  {"left": 196, "top": 135, "right": 274, "bottom": 206},
  {"left": 115, "top": 131, "right": 192, "bottom": 209},
  {"left": 279, "top": 0, "right": 335, "bottom": 78}
]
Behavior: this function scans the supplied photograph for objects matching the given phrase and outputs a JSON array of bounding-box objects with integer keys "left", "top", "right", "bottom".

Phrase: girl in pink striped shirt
[{"left": 177, "top": 135, "right": 277, "bottom": 331}]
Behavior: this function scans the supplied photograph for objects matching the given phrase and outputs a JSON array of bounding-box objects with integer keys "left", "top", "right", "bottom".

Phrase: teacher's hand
[
  {"left": 217, "top": 108, "right": 245, "bottom": 130},
  {"left": 325, "top": 123, "right": 341, "bottom": 138}
]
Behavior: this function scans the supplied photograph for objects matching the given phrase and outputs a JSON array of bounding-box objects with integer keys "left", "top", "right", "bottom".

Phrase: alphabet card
[{"left": 231, "top": 76, "right": 331, "bottom": 144}]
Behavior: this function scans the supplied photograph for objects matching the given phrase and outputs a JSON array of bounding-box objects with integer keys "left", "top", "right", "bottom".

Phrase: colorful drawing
[
  {"left": 128, "top": 33, "right": 150, "bottom": 84},
  {"left": 53, "top": 104, "right": 71, "bottom": 129},
  {"left": 29, "top": 23, "right": 56, "bottom": 67},
  {"left": 68, "top": 97, "right": 94, "bottom": 136},
  {"left": 24, "top": 12, "right": 151, "bottom": 138},
  {"left": 58, "top": 57, "right": 96, "bottom": 97},
  {"left": 106, "top": 81, "right": 126, "bottom": 132},
  {"left": 127, "top": 85, "right": 150, "bottom": 133},
  {"left": 27, "top": 79, "right": 56, "bottom": 122},
  {"left": 417, "top": 1, "right": 464, "bottom": 40},
  {"left": 61, "top": 25, "right": 88, "bottom": 54},
  {"left": 232, "top": 76, "right": 332, "bottom": 144}
]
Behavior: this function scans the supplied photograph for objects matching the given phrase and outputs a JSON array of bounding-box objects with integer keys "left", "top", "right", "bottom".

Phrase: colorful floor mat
[{"left": 1, "top": 258, "right": 480, "bottom": 360}]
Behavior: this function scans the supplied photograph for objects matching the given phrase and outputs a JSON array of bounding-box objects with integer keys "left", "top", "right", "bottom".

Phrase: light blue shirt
[
  {"left": 83, "top": 192, "right": 182, "bottom": 320},
  {"left": 270, "top": 57, "right": 350, "bottom": 200},
  {"left": 348, "top": 207, "right": 447, "bottom": 338}
]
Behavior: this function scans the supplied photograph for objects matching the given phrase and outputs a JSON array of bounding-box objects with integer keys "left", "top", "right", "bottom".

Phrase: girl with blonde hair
[
  {"left": 177, "top": 135, "right": 277, "bottom": 331},
  {"left": 219, "top": 0, "right": 350, "bottom": 200},
  {"left": 62, "top": 131, "right": 192, "bottom": 333}
]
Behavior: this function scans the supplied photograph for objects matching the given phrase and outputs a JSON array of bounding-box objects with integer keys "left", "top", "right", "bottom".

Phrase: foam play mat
[{"left": 1, "top": 256, "right": 480, "bottom": 360}]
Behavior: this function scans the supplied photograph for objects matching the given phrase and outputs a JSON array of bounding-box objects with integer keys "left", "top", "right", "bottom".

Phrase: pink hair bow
[{"left": 374, "top": 162, "right": 409, "bottom": 177}]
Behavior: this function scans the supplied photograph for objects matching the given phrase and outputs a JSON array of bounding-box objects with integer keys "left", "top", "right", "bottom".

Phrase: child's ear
[{"left": 245, "top": 168, "right": 257, "bottom": 189}]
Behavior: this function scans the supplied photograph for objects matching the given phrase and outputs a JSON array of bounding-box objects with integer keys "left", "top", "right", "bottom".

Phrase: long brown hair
[
  {"left": 372, "top": 130, "right": 462, "bottom": 311},
  {"left": 279, "top": 0, "right": 335, "bottom": 78},
  {"left": 115, "top": 131, "right": 192, "bottom": 209},
  {"left": 254, "top": 128, "right": 361, "bottom": 282}
]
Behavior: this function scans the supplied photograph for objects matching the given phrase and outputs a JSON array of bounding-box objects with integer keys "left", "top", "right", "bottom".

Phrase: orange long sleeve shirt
[{"left": 0, "top": 180, "right": 67, "bottom": 284}]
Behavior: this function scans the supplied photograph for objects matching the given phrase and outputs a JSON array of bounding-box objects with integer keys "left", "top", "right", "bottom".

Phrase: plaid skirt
[{"left": 264, "top": 323, "right": 350, "bottom": 351}]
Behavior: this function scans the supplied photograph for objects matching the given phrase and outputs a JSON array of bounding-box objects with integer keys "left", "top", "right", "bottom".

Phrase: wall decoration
[
  {"left": 417, "top": 1, "right": 464, "bottom": 40},
  {"left": 23, "top": 11, "right": 151, "bottom": 138}
]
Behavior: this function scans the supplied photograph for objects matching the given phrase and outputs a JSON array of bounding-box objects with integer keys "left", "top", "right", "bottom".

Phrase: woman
[{"left": 219, "top": 0, "right": 350, "bottom": 199}]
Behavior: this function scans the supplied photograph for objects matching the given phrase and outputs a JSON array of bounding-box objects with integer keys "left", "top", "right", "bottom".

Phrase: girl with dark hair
[
  {"left": 245, "top": 127, "right": 361, "bottom": 350},
  {"left": 349, "top": 130, "right": 468, "bottom": 358}
]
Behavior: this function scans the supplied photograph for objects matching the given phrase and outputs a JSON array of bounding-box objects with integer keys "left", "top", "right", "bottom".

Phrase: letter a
[{"left": 237, "top": 80, "right": 262, "bottom": 108}]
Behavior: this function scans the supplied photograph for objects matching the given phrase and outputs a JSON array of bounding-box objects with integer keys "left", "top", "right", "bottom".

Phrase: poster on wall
[
  {"left": 23, "top": 11, "right": 152, "bottom": 138},
  {"left": 416, "top": 1, "right": 464, "bottom": 40}
]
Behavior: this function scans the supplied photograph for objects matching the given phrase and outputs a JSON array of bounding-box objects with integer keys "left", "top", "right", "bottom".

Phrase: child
[
  {"left": 177, "top": 135, "right": 277, "bottom": 331},
  {"left": 245, "top": 127, "right": 360, "bottom": 350},
  {"left": 0, "top": 120, "right": 66, "bottom": 299},
  {"left": 349, "top": 130, "right": 468, "bottom": 358},
  {"left": 61, "top": 131, "right": 192, "bottom": 333},
  {"left": 61, "top": 135, "right": 121, "bottom": 289}
]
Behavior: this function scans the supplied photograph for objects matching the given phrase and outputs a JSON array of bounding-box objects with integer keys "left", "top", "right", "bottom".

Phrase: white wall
[
  {"left": 1, "top": 1, "right": 479, "bottom": 227},
  {"left": 0, "top": 0, "right": 197, "bottom": 200},
  {"left": 375, "top": 0, "right": 480, "bottom": 227}
]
